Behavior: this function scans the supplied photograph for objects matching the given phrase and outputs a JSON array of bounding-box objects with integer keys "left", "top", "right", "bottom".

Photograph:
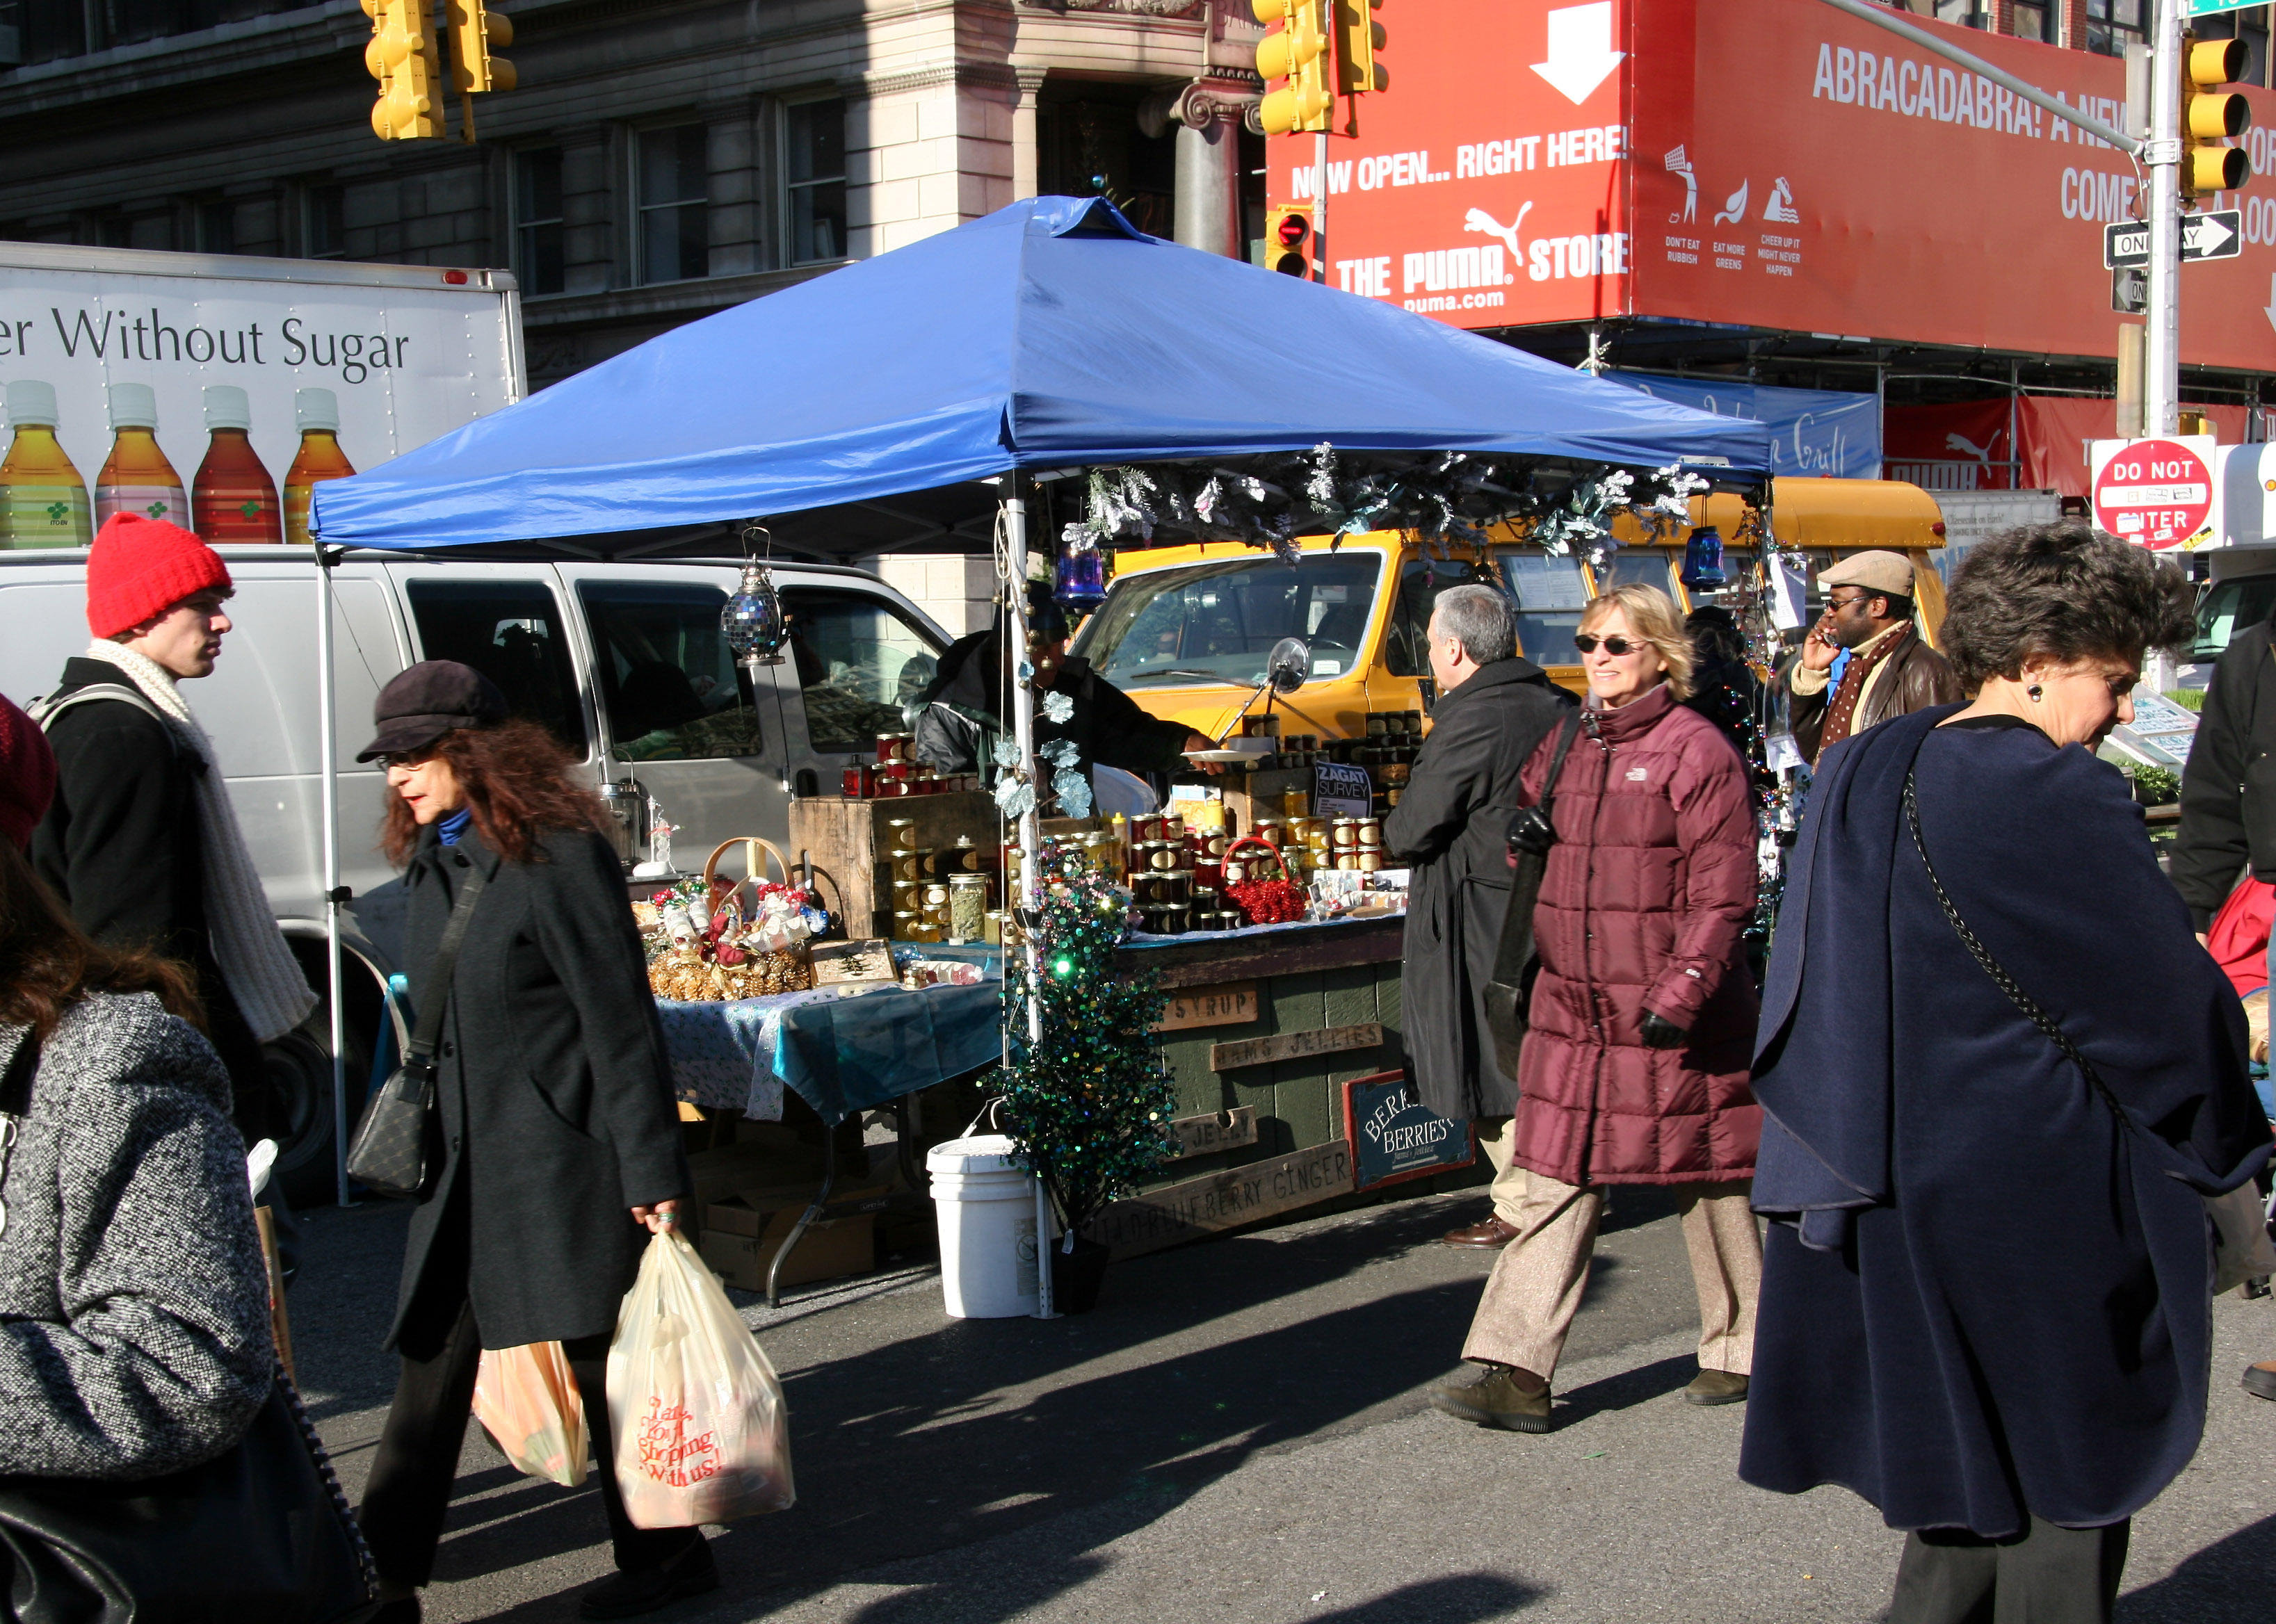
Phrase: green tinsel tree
[{"left": 995, "top": 843, "right": 1177, "bottom": 1237}]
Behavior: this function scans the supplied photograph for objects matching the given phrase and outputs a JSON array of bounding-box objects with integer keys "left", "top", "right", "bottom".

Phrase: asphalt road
[{"left": 293, "top": 1185, "right": 2276, "bottom": 1624}]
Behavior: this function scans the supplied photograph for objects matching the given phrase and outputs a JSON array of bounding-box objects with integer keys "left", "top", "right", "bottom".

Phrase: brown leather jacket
[{"left": 1782, "top": 625, "right": 1963, "bottom": 766}]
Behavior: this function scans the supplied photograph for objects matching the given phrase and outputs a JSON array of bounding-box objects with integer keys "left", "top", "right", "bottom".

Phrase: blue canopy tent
[
  {"left": 302, "top": 198, "right": 1773, "bottom": 1254},
  {"left": 312, "top": 195, "right": 1770, "bottom": 556}
]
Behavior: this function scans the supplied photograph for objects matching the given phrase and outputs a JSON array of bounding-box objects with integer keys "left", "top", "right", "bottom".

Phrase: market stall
[{"left": 309, "top": 194, "right": 1774, "bottom": 1306}]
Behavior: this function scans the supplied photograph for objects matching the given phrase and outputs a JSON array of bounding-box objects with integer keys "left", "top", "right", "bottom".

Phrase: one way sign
[{"left": 2104, "top": 211, "right": 2244, "bottom": 268}]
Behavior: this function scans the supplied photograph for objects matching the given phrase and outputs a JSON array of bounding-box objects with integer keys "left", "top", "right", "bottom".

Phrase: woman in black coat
[
  {"left": 1742, "top": 528, "right": 2272, "bottom": 1624},
  {"left": 352, "top": 662, "right": 704, "bottom": 1624}
]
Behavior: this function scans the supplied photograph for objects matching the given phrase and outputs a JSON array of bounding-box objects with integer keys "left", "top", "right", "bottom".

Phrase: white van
[{"left": 0, "top": 546, "right": 951, "bottom": 1199}]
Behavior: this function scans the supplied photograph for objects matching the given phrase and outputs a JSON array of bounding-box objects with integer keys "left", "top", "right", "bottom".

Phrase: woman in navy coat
[{"left": 1742, "top": 526, "right": 2271, "bottom": 1623}]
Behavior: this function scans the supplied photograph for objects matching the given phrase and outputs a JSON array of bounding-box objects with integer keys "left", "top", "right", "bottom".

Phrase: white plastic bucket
[{"left": 926, "top": 1134, "right": 1038, "bottom": 1318}]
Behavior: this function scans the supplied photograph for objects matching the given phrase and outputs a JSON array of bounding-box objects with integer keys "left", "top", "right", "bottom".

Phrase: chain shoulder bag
[
  {"left": 0, "top": 1034, "right": 376, "bottom": 1623},
  {"left": 1480, "top": 707, "right": 1584, "bottom": 1081},
  {"left": 1904, "top": 767, "right": 2276, "bottom": 1296},
  {"left": 345, "top": 868, "right": 487, "bottom": 1199}
]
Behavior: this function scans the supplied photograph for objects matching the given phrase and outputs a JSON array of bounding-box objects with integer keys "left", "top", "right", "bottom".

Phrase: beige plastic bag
[
  {"left": 471, "top": 1341, "right": 590, "bottom": 1488},
  {"left": 606, "top": 1230, "right": 795, "bottom": 1529}
]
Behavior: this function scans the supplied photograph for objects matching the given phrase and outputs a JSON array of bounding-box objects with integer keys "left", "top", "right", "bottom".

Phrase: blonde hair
[{"left": 1580, "top": 583, "right": 1694, "bottom": 699}]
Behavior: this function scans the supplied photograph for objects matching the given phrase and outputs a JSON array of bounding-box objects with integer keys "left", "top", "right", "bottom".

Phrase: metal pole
[
  {"left": 1314, "top": 131, "right": 1327, "bottom": 282},
  {"left": 2146, "top": 0, "right": 2183, "bottom": 436},
  {"left": 1002, "top": 491, "right": 1056, "bottom": 1319},
  {"left": 316, "top": 550, "right": 350, "bottom": 1208},
  {"left": 1807, "top": 0, "right": 2142, "bottom": 152}
]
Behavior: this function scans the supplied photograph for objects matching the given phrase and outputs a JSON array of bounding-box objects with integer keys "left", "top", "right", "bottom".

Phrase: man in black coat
[
  {"left": 1382, "top": 584, "right": 1572, "bottom": 1250},
  {"left": 911, "top": 585, "right": 1209, "bottom": 788}
]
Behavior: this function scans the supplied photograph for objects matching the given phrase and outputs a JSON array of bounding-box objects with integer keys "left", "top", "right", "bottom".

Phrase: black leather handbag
[
  {"left": 345, "top": 868, "right": 487, "bottom": 1199},
  {"left": 0, "top": 1039, "right": 376, "bottom": 1624},
  {"left": 1480, "top": 709, "right": 1583, "bottom": 1081}
]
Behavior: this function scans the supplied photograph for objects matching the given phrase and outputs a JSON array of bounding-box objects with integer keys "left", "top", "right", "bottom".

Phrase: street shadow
[
  {"left": 2117, "top": 1511, "right": 2276, "bottom": 1623},
  {"left": 1549, "top": 1351, "right": 1699, "bottom": 1427},
  {"left": 1309, "top": 1573, "right": 1549, "bottom": 1621}
]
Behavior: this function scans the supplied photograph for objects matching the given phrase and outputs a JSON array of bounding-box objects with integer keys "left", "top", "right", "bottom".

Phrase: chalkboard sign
[{"left": 1342, "top": 1068, "right": 1474, "bottom": 1191}]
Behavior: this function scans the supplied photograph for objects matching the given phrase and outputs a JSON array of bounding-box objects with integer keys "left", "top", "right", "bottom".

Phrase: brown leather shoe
[
  {"left": 2244, "top": 1360, "right": 2276, "bottom": 1402},
  {"left": 1442, "top": 1215, "right": 1520, "bottom": 1249},
  {"left": 1429, "top": 1364, "right": 1552, "bottom": 1432},
  {"left": 1682, "top": 1370, "right": 1750, "bottom": 1406}
]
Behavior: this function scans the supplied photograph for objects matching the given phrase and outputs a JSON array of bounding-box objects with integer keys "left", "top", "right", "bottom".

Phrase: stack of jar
[
  {"left": 1323, "top": 815, "right": 1386, "bottom": 871},
  {"left": 843, "top": 733, "right": 982, "bottom": 798},
  {"left": 887, "top": 827, "right": 999, "bottom": 944}
]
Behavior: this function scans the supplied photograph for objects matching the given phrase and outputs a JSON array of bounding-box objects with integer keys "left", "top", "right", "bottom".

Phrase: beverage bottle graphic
[
  {"left": 191, "top": 384, "right": 282, "bottom": 544},
  {"left": 282, "top": 388, "right": 355, "bottom": 546},
  {"left": 94, "top": 382, "right": 190, "bottom": 529},
  {"left": 0, "top": 380, "right": 93, "bottom": 549}
]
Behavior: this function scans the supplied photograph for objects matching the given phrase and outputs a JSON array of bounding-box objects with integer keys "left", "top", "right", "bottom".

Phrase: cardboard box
[{"left": 699, "top": 1199, "right": 876, "bottom": 1292}]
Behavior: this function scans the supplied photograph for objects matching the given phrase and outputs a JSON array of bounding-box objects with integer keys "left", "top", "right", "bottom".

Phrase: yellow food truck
[{"left": 1065, "top": 478, "right": 1946, "bottom": 743}]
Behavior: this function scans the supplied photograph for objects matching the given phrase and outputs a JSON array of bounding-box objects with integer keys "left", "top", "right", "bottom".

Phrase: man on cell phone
[{"left": 1779, "top": 551, "right": 1960, "bottom": 768}]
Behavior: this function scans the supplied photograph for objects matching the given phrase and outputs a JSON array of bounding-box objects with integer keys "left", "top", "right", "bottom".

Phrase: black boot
[{"left": 578, "top": 1537, "right": 719, "bottom": 1621}]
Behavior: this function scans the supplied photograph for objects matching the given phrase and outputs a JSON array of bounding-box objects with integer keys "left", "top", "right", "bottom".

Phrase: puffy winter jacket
[{"left": 1510, "top": 681, "right": 1761, "bottom": 1185}]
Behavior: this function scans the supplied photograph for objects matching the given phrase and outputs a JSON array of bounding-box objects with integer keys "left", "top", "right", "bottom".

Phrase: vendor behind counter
[{"left": 911, "top": 583, "right": 1209, "bottom": 783}]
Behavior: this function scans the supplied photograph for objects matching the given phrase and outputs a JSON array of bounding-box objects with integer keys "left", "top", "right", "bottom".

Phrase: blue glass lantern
[
  {"left": 1055, "top": 546, "right": 1108, "bottom": 611},
  {"left": 721, "top": 561, "right": 789, "bottom": 667},
  {"left": 1680, "top": 524, "right": 1727, "bottom": 592}
]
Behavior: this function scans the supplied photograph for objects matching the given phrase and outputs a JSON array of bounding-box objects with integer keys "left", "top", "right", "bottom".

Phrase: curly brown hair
[
  {"left": 379, "top": 717, "right": 612, "bottom": 868},
  {"left": 0, "top": 838, "right": 202, "bottom": 1041},
  {"left": 1940, "top": 523, "right": 2195, "bottom": 690}
]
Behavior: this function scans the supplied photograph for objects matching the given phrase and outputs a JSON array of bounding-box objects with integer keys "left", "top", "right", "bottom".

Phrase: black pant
[{"left": 1889, "top": 1516, "right": 2131, "bottom": 1624}]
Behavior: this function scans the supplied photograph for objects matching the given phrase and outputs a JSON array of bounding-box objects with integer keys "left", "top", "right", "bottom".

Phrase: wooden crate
[{"left": 788, "top": 791, "right": 1000, "bottom": 939}]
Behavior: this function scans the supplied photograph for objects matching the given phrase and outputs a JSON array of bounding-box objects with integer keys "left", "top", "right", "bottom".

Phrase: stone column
[
  {"left": 1156, "top": 79, "right": 1257, "bottom": 259},
  {"left": 1013, "top": 68, "right": 1047, "bottom": 201}
]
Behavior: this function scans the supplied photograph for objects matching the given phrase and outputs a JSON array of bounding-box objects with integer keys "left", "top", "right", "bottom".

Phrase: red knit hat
[
  {"left": 85, "top": 513, "right": 232, "bottom": 640},
  {"left": 0, "top": 691, "right": 56, "bottom": 852}
]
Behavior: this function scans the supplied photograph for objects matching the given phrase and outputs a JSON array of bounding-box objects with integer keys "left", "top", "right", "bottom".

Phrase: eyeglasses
[
  {"left": 1573, "top": 633, "right": 1642, "bottom": 656},
  {"left": 1825, "top": 591, "right": 1876, "bottom": 612},
  {"left": 378, "top": 750, "right": 432, "bottom": 770}
]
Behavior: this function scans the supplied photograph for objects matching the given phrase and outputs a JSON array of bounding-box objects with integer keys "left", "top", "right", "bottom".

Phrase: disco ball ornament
[{"left": 722, "top": 561, "right": 789, "bottom": 667}]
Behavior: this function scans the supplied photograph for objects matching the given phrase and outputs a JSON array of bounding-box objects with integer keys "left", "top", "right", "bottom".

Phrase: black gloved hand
[{"left": 1640, "top": 1011, "right": 1689, "bottom": 1050}]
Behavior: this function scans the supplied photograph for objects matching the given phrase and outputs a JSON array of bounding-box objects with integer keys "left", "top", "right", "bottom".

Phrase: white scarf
[{"left": 80, "top": 640, "right": 316, "bottom": 1044}]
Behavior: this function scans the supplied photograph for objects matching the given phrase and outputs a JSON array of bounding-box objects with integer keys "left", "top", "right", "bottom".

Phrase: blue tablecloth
[{"left": 657, "top": 965, "right": 1004, "bottom": 1124}]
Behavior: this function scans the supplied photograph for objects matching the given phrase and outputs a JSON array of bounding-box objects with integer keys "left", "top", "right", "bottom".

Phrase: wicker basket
[
  {"left": 643, "top": 837, "right": 816, "bottom": 999},
  {"left": 1221, "top": 835, "right": 1308, "bottom": 926}
]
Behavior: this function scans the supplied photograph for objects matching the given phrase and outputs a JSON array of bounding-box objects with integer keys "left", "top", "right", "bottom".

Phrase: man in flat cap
[{"left": 1779, "top": 550, "right": 1960, "bottom": 768}]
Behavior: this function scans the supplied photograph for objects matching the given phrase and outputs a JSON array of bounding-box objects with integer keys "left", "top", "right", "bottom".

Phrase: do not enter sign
[{"left": 2091, "top": 436, "right": 2216, "bottom": 549}]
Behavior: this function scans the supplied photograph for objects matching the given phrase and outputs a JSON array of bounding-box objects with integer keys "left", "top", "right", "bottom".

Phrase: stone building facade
[{"left": 0, "top": 0, "right": 1268, "bottom": 385}]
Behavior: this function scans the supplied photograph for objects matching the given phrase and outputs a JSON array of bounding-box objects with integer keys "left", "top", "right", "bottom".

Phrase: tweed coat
[
  {"left": 388, "top": 822, "right": 690, "bottom": 1354},
  {"left": 1509, "top": 682, "right": 1761, "bottom": 1185},
  {"left": 0, "top": 994, "right": 271, "bottom": 1479}
]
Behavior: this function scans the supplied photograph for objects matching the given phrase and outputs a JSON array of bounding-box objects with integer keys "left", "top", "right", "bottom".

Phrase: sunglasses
[{"left": 1573, "top": 633, "right": 1643, "bottom": 656}]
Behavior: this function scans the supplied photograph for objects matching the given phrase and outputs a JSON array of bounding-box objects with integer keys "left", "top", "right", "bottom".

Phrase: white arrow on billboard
[
  {"left": 1531, "top": 2, "right": 1626, "bottom": 106},
  {"left": 2265, "top": 273, "right": 2276, "bottom": 336}
]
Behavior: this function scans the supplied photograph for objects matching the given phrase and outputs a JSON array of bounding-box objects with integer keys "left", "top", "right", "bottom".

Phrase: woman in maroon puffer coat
[{"left": 1430, "top": 583, "right": 1762, "bottom": 1434}]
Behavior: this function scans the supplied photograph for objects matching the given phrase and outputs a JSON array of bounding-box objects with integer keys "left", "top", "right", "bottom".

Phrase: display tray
[{"left": 1113, "top": 911, "right": 1404, "bottom": 989}]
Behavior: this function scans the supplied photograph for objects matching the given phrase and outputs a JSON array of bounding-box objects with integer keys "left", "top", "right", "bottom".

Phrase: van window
[
  {"left": 778, "top": 587, "right": 942, "bottom": 754},
  {"left": 1076, "top": 553, "right": 1384, "bottom": 687},
  {"left": 1499, "top": 553, "right": 1589, "bottom": 665},
  {"left": 1384, "top": 558, "right": 1509, "bottom": 676},
  {"left": 405, "top": 578, "right": 586, "bottom": 752},
  {"left": 2196, "top": 575, "right": 2276, "bottom": 660},
  {"left": 576, "top": 581, "right": 764, "bottom": 761}
]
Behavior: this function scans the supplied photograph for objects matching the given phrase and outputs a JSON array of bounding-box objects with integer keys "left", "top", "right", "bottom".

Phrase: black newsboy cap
[{"left": 357, "top": 660, "right": 509, "bottom": 762}]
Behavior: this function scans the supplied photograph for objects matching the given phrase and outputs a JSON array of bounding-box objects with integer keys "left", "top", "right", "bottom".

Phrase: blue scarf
[{"left": 437, "top": 809, "right": 472, "bottom": 847}]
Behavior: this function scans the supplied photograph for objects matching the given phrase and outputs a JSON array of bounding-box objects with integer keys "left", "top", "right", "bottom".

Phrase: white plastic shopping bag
[
  {"left": 471, "top": 1342, "right": 589, "bottom": 1488},
  {"left": 606, "top": 1229, "right": 796, "bottom": 1528}
]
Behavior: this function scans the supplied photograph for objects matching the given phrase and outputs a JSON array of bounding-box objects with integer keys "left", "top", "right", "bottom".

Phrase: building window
[
  {"left": 637, "top": 124, "right": 709, "bottom": 285},
  {"left": 194, "top": 199, "right": 234, "bottom": 255},
  {"left": 2086, "top": 0, "right": 2146, "bottom": 56},
  {"left": 513, "top": 147, "right": 565, "bottom": 295},
  {"left": 784, "top": 99, "right": 848, "bottom": 265},
  {"left": 2010, "top": 3, "right": 2051, "bottom": 42},
  {"left": 306, "top": 184, "right": 346, "bottom": 259}
]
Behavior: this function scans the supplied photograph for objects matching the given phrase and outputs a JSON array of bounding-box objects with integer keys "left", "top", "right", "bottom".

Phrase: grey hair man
[{"left": 1385, "top": 582, "right": 1572, "bottom": 1249}]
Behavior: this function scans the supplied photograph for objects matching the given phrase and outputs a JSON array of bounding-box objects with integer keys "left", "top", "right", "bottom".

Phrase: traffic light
[
  {"left": 1334, "top": 0, "right": 1386, "bottom": 97},
  {"left": 1270, "top": 209, "right": 1313, "bottom": 277},
  {"left": 364, "top": 0, "right": 442, "bottom": 142},
  {"left": 446, "top": 0, "right": 515, "bottom": 95},
  {"left": 1254, "top": 0, "right": 1334, "bottom": 136},
  {"left": 2181, "top": 33, "right": 2253, "bottom": 203}
]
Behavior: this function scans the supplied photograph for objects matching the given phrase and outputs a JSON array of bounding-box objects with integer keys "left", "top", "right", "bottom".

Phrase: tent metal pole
[
  {"left": 1003, "top": 490, "right": 1056, "bottom": 1318},
  {"left": 316, "top": 549, "right": 350, "bottom": 1209}
]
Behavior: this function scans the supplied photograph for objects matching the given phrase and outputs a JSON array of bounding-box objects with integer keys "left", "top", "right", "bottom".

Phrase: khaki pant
[
  {"left": 1473, "top": 1116, "right": 1531, "bottom": 1225},
  {"left": 1462, "top": 1169, "right": 1761, "bottom": 1381}
]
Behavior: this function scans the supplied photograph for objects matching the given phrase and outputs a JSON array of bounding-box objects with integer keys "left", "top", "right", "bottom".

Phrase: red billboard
[{"left": 1268, "top": 0, "right": 2276, "bottom": 370}]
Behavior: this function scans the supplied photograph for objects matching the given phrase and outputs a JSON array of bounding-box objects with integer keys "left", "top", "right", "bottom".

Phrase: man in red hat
[{"left": 30, "top": 514, "right": 313, "bottom": 1145}]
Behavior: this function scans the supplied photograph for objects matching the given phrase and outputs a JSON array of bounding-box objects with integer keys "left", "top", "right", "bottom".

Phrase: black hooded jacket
[{"left": 910, "top": 631, "right": 1192, "bottom": 781}]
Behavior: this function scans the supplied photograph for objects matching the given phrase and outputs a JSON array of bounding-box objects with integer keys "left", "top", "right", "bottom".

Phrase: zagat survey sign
[{"left": 1269, "top": 0, "right": 2276, "bottom": 370}]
